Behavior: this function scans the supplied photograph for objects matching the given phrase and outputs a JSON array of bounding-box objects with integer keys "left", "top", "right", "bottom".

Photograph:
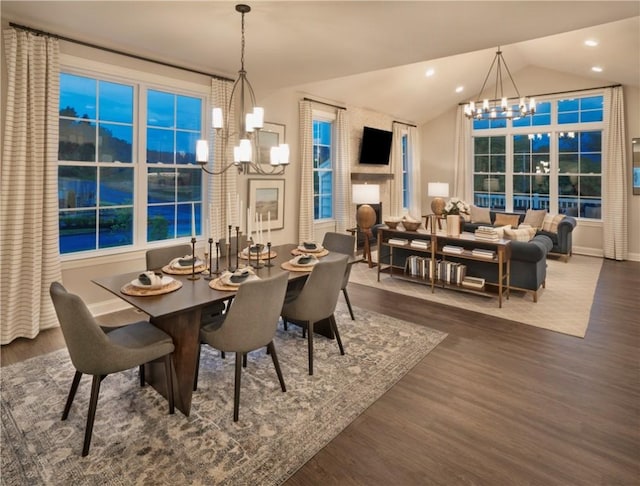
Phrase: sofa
[{"left": 462, "top": 210, "right": 576, "bottom": 261}]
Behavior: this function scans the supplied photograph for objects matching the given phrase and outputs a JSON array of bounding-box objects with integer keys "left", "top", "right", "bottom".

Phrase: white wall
[{"left": 420, "top": 67, "right": 640, "bottom": 260}]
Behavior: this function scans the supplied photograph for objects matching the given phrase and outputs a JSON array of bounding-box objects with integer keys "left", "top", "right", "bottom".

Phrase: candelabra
[{"left": 187, "top": 237, "right": 199, "bottom": 281}]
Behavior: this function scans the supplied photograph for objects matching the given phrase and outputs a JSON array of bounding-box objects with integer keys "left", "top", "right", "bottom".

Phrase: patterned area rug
[
  {"left": 350, "top": 254, "right": 602, "bottom": 338},
  {"left": 1, "top": 304, "right": 446, "bottom": 485}
]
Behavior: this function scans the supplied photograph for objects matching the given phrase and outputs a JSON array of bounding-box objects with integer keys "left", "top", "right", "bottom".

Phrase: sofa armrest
[
  {"left": 555, "top": 216, "right": 576, "bottom": 254},
  {"left": 509, "top": 236, "right": 551, "bottom": 263}
]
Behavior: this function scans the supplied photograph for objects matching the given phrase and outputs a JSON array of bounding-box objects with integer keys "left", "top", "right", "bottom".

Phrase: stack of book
[
  {"left": 442, "top": 245, "right": 464, "bottom": 254},
  {"left": 410, "top": 239, "right": 430, "bottom": 250},
  {"left": 461, "top": 276, "right": 485, "bottom": 290},
  {"left": 471, "top": 248, "right": 496, "bottom": 259},
  {"left": 388, "top": 238, "right": 409, "bottom": 246},
  {"left": 475, "top": 226, "right": 500, "bottom": 241}
]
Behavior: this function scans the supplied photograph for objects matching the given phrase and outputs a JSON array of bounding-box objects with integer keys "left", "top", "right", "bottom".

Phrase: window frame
[
  {"left": 312, "top": 109, "right": 336, "bottom": 221},
  {"left": 58, "top": 55, "right": 210, "bottom": 261},
  {"left": 470, "top": 91, "right": 604, "bottom": 220}
]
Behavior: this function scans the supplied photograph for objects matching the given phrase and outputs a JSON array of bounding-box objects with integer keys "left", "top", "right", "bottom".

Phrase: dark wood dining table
[{"left": 92, "top": 243, "right": 344, "bottom": 416}]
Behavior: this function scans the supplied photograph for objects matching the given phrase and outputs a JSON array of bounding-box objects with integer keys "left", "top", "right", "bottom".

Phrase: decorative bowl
[
  {"left": 385, "top": 220, "right": 399, "bottom": 229},
  {"left": 401, "top": 220, "right": 421, "bottom": 231}
]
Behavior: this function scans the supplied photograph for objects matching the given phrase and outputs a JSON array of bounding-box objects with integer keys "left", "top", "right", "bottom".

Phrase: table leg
[{"left": 148, "top": 308, "right": 201, "bottom": 416}]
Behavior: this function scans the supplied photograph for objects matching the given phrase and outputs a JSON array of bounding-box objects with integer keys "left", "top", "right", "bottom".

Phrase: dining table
[{"left": 92, "top": 243, "right": 348, "bottom": 416}]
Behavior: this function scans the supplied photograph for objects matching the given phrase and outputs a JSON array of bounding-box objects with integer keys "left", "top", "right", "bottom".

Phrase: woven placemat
[
  {"left": 162, "top": 263, "right": 207, "bottom": 275},
  {"left": 281, "top": 261, "right": 315, "bottom": 272},
  {"left": 290, "top": 248, "right": 329, "bottom": 257},
  {"left": 209, "top": 278, "right": 240, "bottom": 292},
  {"left": 121, "top": 279, "right": 183, "bottom": 296}
]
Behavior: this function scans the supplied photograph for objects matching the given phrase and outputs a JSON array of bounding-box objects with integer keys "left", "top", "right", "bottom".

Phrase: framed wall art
[
  {"left": 250, "top": 122, "right": 286, "bottom": 172},
  {"left": 248, "top": 179, "right": 285, "bottom": 230}
]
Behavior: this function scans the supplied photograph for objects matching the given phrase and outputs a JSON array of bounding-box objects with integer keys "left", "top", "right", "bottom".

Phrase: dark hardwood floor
[{"left": 2, "top": 259, "right": 639, "bottom": 485}]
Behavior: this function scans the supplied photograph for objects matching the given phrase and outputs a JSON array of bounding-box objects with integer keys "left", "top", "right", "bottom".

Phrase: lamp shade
[
  {"left": 352, "top": 184, "right": 380, "bottom": 204},
  {"left": 427, "top": 182, "right": 449, "bottom": 198}
]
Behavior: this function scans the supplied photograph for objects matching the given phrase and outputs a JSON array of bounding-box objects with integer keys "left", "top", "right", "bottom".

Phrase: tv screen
[{"left": 359, "top": 126, "right": 393, "bottom": 165}]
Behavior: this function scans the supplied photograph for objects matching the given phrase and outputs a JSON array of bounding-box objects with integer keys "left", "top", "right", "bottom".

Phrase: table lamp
[
  {"left": 428, "top": 182, "right": 449, "bottom": 216},
  {"left": 352, "top": 184, "right": 380, "bottom": 268}
]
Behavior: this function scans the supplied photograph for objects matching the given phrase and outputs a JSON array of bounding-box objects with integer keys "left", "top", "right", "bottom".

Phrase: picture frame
[
  {"left": 248, "top": 179, "right": 285, "bottom": 230},
  {"left": 250, "top": 122, "right": 286, "bottom": 173}
]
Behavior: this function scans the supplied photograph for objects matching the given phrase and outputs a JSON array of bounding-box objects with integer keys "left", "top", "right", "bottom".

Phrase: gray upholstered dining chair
[
  {"left": 146, "top": 244, "right": 226, "bottom": 323},
  {"left": 49, "top": 282, "right": 175, "bottom": 456},
  {"left": 322, "top": 232, "right": 356, "bottom": 320},
  {"left": 281, "top": 254, "right": 348, "bottom": 375},
  {"left": 196, "top": 272, "right": 289, "bottom": 422}
]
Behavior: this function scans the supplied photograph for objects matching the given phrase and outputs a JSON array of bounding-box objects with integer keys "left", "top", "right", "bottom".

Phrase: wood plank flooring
[{"left": 2, "top": 259, "right": 639, "bottom": 485}]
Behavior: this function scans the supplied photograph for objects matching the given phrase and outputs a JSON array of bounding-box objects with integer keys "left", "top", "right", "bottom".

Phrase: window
[
  {"left": 58, "top": 73, "right": 135, "bottom": 253},
  {"left": 471, "top": 94, "right": 603, "bottom": 219},
  {"left": 473, "top": 136, "right": 506, "bottom": 210},
  {"left": 402, "top": 134, "right": 409, "bottom": 209},
  {"left": 146, "top": 89, "right": 202, "bottom": 242},
  {"left": 58, "top": 70, "right": 205, "bottom": 255},
  {"left": 312, "top": 118, "right": 333, "bottom": 219}
]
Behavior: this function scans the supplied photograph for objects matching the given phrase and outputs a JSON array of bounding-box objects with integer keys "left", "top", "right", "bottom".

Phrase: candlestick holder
[
  {"left": 250, "top": 243, "right": 264, "bottom": 269},
  {"left": 227, "top": 225, "right": 233, "bottom": 272},
  {"left": 204, "top": 238, "right": 215, "bottom": 281},
  {"left": 235, "top": 226, "right": 240, "bottom": 270},
  {"left": 214, "top": 240, "right": 221, "bottom": 275},
  {"left": 187, "top": 237, "right": 200, "bottom": 280},
  {"left": 265, "top": 242, "right": 274, "bottom": 267}
]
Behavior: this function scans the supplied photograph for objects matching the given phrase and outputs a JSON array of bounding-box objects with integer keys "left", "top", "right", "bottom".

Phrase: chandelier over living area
[
  {"left": 196, "top": 4, "right": 289, "bottom": 175},
  {"left": 463, "top": 47, "right": 536, "bottom": 121}
]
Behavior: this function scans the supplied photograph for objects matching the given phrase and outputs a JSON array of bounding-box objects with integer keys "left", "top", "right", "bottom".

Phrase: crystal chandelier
[
  {"left": 463, "top": 47, "right": 536, "bottom": 121},
  {"left": 196, "top": 4, "right": 289, "bottom": 175}
]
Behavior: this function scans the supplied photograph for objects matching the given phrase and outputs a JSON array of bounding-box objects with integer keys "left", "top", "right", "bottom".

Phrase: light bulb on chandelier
[
  {"left": 196, "top": 4, "right": 289, "bottom": 175},
  {"left": 463, "top": 47, "right": 535, "bottom": 121}
]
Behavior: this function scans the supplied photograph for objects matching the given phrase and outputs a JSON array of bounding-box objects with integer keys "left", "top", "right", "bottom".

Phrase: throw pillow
[
  {"left": 504, "top": 227, "right": 537, "bottom": 242},
  {"left": 494, "top": 213, "right": 521, "bottom": 227},
  {"left": 523, "top": 209, "right": 547, "bottom": 229},
  {"left": 542, "top": 214, "right": 565, "bottom": 233},
  {"left": 470, "top": 205, "right": 491, "bottom": 224},
  {"left": 494, "top": 225, "right": 511, "bottom": 239}
]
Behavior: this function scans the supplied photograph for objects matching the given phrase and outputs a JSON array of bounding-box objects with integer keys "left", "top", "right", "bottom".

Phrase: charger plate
[
  {"left": 121, "top": 279, "right": 182, "bottom": 296},
  {"left": 162, "top": 263, "right": 207, "bottom": 275},
  {"left": 290, "top": 248, "right": 329, "bottom": 257},
  {"left": 239, "top": 250, "right": 277, "bottom": 260},
  {"left": 281, "top": 261, "right": 314, "bottom": 272}
]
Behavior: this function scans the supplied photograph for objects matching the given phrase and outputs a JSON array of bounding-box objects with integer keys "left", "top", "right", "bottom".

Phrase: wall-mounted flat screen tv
[{"left": 359, "top": 126, "right": 393, "bottom": 165}]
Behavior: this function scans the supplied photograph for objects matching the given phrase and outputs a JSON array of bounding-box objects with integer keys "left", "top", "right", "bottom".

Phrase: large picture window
[
  {"left": 471, "top": 94, "right": 603, "bottom": 219},
  {"left": 58, "top": 71, "right": 205, "bottom": 255}
]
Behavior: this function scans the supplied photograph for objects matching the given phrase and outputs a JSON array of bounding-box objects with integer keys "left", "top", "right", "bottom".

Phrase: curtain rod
[
  {"left": 9, "top": 22, "right": 234, "bottom": 83},
  {"left": 458, "top": 83, "right": 622, "bottom": 106},
  {"left": 393, "top": 120, "right": 417, "bottom": 128},
  {"left": 303, "top": 97, "right": 346, "bottom": 111}
]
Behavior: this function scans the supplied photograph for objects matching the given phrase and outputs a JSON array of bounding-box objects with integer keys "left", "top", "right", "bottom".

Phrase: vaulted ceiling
[{"left": 2, "top": 1, "right": 639, "bottom": 123}]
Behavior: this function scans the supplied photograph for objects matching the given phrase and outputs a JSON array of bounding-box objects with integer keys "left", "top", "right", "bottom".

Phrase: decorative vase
[{"left": 446, "top": 215, "right": 460, "bottom": 237}]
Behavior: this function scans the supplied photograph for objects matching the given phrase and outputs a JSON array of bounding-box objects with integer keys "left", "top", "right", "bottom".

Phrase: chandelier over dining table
[
  {"left": 196, "top": 4, "right": 290, "bottom": 175},
  {"left": 463, "top": 47, "right": 536, "bottom": 121}
]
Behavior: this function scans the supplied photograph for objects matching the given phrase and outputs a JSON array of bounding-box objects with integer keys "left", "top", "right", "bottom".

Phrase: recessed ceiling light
[
  {"left": 584, "top": 39, "right": 599, "bottom": 47},
  {"left": 455, "top": 86, "right": 464, "bottom": 93},
  {"left": 591, "top": 66, "right": 603, "bottom": 73},
  {"left": 425, "top": 68, "right": 435, "bottom": 77}
]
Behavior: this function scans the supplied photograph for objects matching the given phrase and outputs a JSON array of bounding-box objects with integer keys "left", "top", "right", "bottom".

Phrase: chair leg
[
  {"left": 329, "top": 314, "right": 345, "bottom": 355},
  {"left": 233, "top": 352, "right": 243, "bottom": 422},
  {"left": 221, "top": 351, "right": 226, "bottom": 359},
  {"left": 267, "top": 341, "right": 286, "bottom": 392},
  {"left": 307, "top": 321, "right": 314, "bottom": 375},
  {"left": 82, "top": 375, "right": 104, "bottom": 457},
  {"left": 164, "top": 354, "right": 175, "bottom": 415},
  {"left": 62, "top": 371, "right": 82, "bottom": 420},
  {"left": 139, "top": 364, "right": 145, "bottom": 387},
  {"left": 343, "top": 288, "right": 355, "bottom": 320},
  {"left": 243, "top": 353, "right": 247, "bottom": 368},
  {"left": 283, "top": 319, "right": 288, "bottom": 331},
  {"left": 302, "top": 327, "right": 307, "bottom": 338},
  {"left": 193, "top": 344, "right": 201, "bottom": 391}
]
